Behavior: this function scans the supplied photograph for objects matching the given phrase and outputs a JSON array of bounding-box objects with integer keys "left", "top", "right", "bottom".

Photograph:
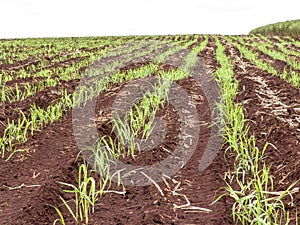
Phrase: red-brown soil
[
  {"left": 220, "top": 37, "right": 300, "bottom": 223},
  {"left": 0, "top": 76, "right": 234, "bottom": 225},
  {"left": 0, "top": 35, "right": 299, "bottom": 225}
]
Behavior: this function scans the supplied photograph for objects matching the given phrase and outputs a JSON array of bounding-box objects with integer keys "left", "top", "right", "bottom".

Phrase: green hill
[{"left": 249, "top": 19, "right": 300, "bottom": 36}]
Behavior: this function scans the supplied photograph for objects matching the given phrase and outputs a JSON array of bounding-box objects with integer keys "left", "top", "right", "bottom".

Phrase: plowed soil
[{"left": 0, "top": 35, "right": 299, "bottom": 225}]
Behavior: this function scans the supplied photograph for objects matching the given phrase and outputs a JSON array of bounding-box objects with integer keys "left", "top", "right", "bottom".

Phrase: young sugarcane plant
[
  {"left": 110, "top": 71, "right": 175, "bottom": 158},
  {"left": 0, "top": 110, "right": 30, "bottom": 157},
  {"left": 58, "top": 163, "right": 98, "bottom": 225}
]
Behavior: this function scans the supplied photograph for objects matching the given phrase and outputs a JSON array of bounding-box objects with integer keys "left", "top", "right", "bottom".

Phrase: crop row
[
  {"left": 231, "top": 36, "right": 300, "bottom": 70},
  {"left": 0, "top": 36, "right": 145, "bottom": 62},
  {"left": 0, "top": 35, "right": 208, "bottom": 160},
  {"left": 0, "top": 35, "right": 206, "bottom": 107},
  {"left": 211, "top": 36, "right": 297, "bottom": 224},
  {"left": 1, "top": 34, "right": 297, "bottom": 224},
  {"left": 224, "top": 36, "right": 300, "bottom": 88},
  {"left": 0, "top": 35, "right": 195, "bottom": 64},
  {"left": 235, "top": 35, "right": 300, "bottom": 57},
  {"left": 52, "top": 36, "right": 209, "bottom": 224},
  {"left": 56, "top": 35, "right": 299, "bottom": 224}
]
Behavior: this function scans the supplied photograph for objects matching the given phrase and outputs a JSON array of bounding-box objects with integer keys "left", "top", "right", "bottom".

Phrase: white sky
[{"left": 1, "top": 0, "right": 299, "bottom": 38}]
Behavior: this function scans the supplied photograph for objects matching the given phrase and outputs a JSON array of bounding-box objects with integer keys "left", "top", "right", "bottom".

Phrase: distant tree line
[{"left": 250, "top": 19, "right": 300, "bottom": 37}]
